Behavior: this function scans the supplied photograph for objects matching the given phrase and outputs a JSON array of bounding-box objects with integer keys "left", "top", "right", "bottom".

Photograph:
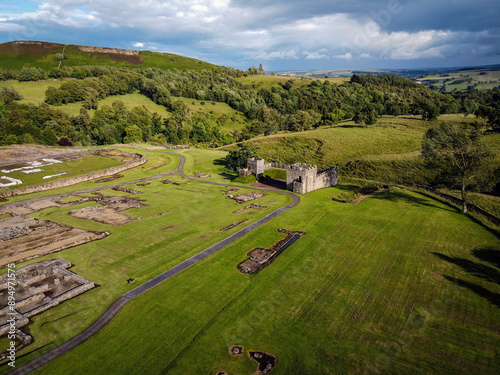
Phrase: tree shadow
[
  {"left": 472, "top": 247, "right": 500, "bottom": 269},
  {"left": 442, "top": 275, "right": 500, "bottom": 308},
  {"left": 219, "top": 172, "right": 238, "bottom": 182},
  {"left": 432, "top": 252, "right": 500, "bottom": 285},
  {"left": 213, "top": 157, "right": 226, "bottom": 166},
  {"left": 372, "top": 190, "right": 457, "bottom": 212}
]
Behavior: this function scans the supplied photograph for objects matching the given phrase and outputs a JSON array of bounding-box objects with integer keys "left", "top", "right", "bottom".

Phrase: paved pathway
[{"left": 9, "top": 151, "right": 299, "bottom": 375}]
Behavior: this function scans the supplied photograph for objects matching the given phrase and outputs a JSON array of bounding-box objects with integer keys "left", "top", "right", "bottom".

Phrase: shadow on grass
[
  {"left": 472, "top": 247, "right": 500, "bottom": 269},
  {"left": 219, "top": 172, "right": 238, "bottom": 182},
  {"left": 256, "top": 177, "right": 287, "bottom": 190},
  {"left": 432, "top": 252, "right": 500, "bottom": 285},
  {"left": 213, "top": 158, "right": 226, "bottom": 166},
  {"left": 372, "top": 190, "right": 457, "bottom": 212},
  {"left": 442, "top": 275, "right": 500, "bottom": 308}
]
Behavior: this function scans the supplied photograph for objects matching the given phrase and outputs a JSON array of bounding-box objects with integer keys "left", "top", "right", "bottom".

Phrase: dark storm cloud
[{"left": 0, "top": 0, "right": 499, "bottom": 70}]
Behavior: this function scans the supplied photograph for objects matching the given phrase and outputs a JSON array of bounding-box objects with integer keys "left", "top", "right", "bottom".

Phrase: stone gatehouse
[{"left": 239, "top": 157, "right": 338, "bottom": 194}]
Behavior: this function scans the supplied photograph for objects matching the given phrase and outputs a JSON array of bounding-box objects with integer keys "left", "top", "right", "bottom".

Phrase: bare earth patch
[
  {"left": 230, "top": 192, "right": 269, "bottom": 204},
  {"left": 249, "top": 350, "right": 277, "bottom": 374},
  {"left": 237, "top": 229, "right": 306, "bottom": 274},
  {"left": 0, "top": 215, "right": 108, "bottom": 268}
]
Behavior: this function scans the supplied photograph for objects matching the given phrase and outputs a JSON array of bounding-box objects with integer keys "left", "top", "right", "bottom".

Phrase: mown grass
[
  {"left": 1, "top": 154, "right": 122, "bottom": 191},
  {"left": 0, "top": 151, "right": 291, "bottom": 373},
  {"left": 175, "top": 148, "right": 235, "bottom": 184},
  {"left": 29, "top": 185, "right": 500, "bottom": 375},
  {"left": 0, "top": 147, "right": 178, "bottom": 205}
]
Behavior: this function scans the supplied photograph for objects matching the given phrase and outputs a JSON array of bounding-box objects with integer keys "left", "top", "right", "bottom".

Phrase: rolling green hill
[{"left": 0, "top": 40, "right": 218, "bottom": 71}]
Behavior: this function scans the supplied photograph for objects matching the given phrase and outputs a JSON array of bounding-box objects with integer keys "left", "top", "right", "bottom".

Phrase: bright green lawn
[
  {"left": 0, "top": 163, "right": 290, "bottom": 373},
  {"left": 28, "top": 186, "right": 500, "bottom": 375},
  {"left": 1, "top": 154, "right": 122, "bottom": 191},
  {"left": 0, "top": 147, "right": 178, "bottom": 205}
]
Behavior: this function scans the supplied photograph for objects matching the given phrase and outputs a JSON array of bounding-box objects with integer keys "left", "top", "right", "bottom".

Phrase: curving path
[{"left": 8, "top": 151, "right": 299, "bottom": 375}]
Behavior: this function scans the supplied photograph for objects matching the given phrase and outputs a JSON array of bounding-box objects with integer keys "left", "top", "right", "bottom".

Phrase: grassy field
[
  {"left": 0, "top": 43, "right": 217, "bottom": 71},
  {"left": 24, "top": 182, "right": 500, "bottom": 375},
  {"left": 416, "top": 68, "right": 500, "bottom": 92},
  {"left": 0, "top": 147, "right": 178, "bottom": 204},
  {"left": 222, "top": 117, "right": 428, "bottom": 168},
  {"left": 0, "top": 153, "right": 123, "bottom": 191},
  {"left": 0, "top": 81, "right": 173, "bottom": 118},
  {"left": 0, "top": 149, "right": 291, "bottom": 374},
  {"left": 0, "top": 80, "right": 64, "bottom": 105}
]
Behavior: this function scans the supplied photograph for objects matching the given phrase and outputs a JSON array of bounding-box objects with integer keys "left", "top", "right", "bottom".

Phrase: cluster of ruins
[
  {"left": 0, "top": 259, "right": 95, "bottom": 359},
  {"left": 239, "top": 157, "right": 338, "bottom": 194}
]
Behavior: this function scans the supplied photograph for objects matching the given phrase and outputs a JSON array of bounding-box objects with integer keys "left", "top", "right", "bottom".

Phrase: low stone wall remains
[{"left": 0, "top": 150, "right": 147, "bottom": 199}]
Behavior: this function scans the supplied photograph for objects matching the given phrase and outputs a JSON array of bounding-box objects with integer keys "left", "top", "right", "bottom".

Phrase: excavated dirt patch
[
  {"left": 112, "top": 186, "right": 141, "bottom": 195},
  {"left": 0, "top": 145, "right": 87, "bottom": 167},
  {"left": 233, "top": 204, "right": 268, "bottom": 214},
  {"left": 68, "top": 195, "right": 146, "bottom": 225},
  {"left": 0, "top": 215, "right": 108, "bottom": 267},
  {"left": 229, "top": 192, "right": 268, "bottom": 204},
  {"left": 249, "top": 351, "right": 276, "bottom": 374},
  {"left": 229, "top": 345, "right": 244, "bottom": 357},
  {"left": 0, "top": 194, "right": 144, "bottom": 265},
  {"left": 237, "top": 229, "right": 306, "bottom": 274}
]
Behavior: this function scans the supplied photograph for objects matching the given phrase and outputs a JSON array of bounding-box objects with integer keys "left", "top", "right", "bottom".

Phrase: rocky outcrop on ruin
[{"left": 77, "top": 45, "right": 140, "bottom": 55}]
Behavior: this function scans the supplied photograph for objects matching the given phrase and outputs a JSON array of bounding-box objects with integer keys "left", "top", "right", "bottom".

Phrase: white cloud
[
  {"left": 1, "top": 0, "right": 498, "bottom": 68},
  {"left": 246, "top": 50, "right": 298, "bottom": 60},
  {"left": 0, "top": 22, "right": 24, "bottom": 32},
  {"left": 133, "top": 42, "right": 144, "bottom": 48},
  {"left": 304, "top": 49, "right": 329, "bottom": 59},
  {"left": 335, "top": 52, "right": 352, "bottom": 60}
]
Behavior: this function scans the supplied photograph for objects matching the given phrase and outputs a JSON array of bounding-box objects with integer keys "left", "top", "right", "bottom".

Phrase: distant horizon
[{"left": 3, "top": 39, "right": 500, "bottom": 75}]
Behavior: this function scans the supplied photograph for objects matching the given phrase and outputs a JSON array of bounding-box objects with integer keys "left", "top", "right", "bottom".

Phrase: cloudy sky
[{"left": 0, "top": 0, "right": 499, "bottom": 71}]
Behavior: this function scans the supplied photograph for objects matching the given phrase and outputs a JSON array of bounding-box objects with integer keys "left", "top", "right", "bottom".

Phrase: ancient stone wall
[
  {"left": 240, "top": 158, "right": 338, "bottom": 194},
  {"left": 0, "top": 151, "right": 147, "bottom": 199}
]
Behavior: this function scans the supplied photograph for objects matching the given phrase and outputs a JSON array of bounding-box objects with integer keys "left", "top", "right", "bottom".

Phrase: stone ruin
[
  {"left": 219, "top": 347, "right": 276, "bottom": 375},
  {"left": 229, "top": 192, "right": 268, "bottom": 204},
  {"left": 237, "top": 229, "right": 306, "bottom": 274},
  {"left": 249, "top": 351, "right": 277, "bottom": 374},
  {"left": 0, "top": 259, "right": 95, "bottom": 359},
  {"left": 219, "top": 220, "right": 248, "bottom": 232},
  {"left": 239, "top": 157, "right": 338, "bottom": 194}
]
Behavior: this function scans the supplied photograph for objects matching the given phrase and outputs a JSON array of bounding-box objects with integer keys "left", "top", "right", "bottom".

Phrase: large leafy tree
[
  {"left": 421, "top": 122, "right": 494, "bottom": 213},
  {"left": 224, "top": 143, "right": 256, "bottom": 172}
]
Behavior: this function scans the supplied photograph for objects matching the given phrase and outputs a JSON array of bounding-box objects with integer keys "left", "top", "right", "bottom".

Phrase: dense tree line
[{"left": 1, "top": 64, "right": 499, "bottom": 147}]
